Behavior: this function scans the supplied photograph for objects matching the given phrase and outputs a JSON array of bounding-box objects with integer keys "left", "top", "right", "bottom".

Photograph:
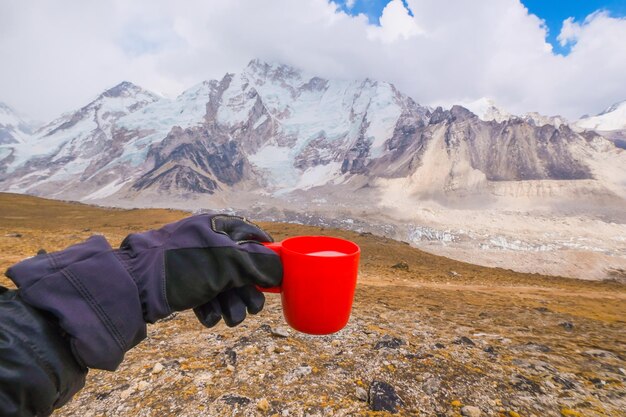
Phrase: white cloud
[
  {"left": 0, "top": 0, "right": 625, "bottom": 121},
  {"left": 558, "top": 16, "right": 581, "bottom": 47},
  {"left": 367, "top": 0, "right": 422, "bottom": 42}
]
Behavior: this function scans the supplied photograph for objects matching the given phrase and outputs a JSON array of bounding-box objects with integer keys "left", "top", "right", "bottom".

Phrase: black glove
[
  {"left": 193, "top": 285, "right": 266, "bottom": 328},
  {"left": 115, "top": 214, "right": 283, "bottom": 326}
]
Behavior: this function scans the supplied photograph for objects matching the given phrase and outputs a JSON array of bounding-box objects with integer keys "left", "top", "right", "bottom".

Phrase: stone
[
  {"left": 5, "top": 233, "right": 22, "bottom": 238},
  {"left": 434, "top": 343, "right": 445, "bottom": 349},
  {"left": 151, "top": 363, "right": 164, "bottom": 374},
  {"left": 257, "top": 324, "right": 272, "bottom": 333},
  {"left": 405, "top": 352, "right": 433, "bottom": 360},
  {"left": 584, "top": 349, "right": 615, "bottom": 358},
  {"left": 120, "top": 386, "right": 135, "bottom": 400},
  {"left": 368, "top": 380, "right": 402, "bottom": 413},
  {"left": 453, "top": 336, "right": 475, "bottom": 346},
  {"left": 95, "top": 391, "right": 110, "bottom": 400},
  {"left": 222, "top": 394, "right": 251, "bottom": 406},
  {"left": 423, "top": 377, "right": 441, "bottom": 395},
  {"left": 235, "top": 336, "right": 252, "bottom": 347},
  {"left": 355, "top": 386, "right": 368, "bottom": 401},
  {"left": 522, "top": 342, "right": 551, "bottom": 352},
  {"left": 271, "top": 327, "right": 290, "bottom": 338},
  {"left": 553, "top": 375, "right": 576, "bottom": 390},
  {"left": 194, "top": 372, "right": 212, "bottom": 384},
  {"left": 559, "top": 322, "right": 574, "bottom": 331},
  {"left": 391, "top": 261, "right": 409, "bottom": 271},
  {"left": 284, "top": 365, "right": 312, "bottom": 383},
  {"left": 461, "top": 405, "right": 482, "bottom": 417},
  {"left": 157, "top": 312, "right": 179, "bottom": 323},
  {"left": 511, "top": 374, "right": 543, "bottom": 394},
  {"left": 483, "top": 346, "right": 496, "bottom": 354},
  {"left": 137, "top": 381, "right": 149, "bottom": 391},
  {"left": 257, "top": 398, "right": 270, "bottom": 412},
  {"left": 224, "top": 348, "right": 237, "bottom": 366},
  {"left": 374, "top": 335, "right": 405, "bottom": 350},
  {"left": 449, "top": 270, "right": 460, "bottom": 277}
]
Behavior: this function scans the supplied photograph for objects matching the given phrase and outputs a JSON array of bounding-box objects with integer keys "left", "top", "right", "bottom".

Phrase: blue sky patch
[{"left": 334, "top": 0, "right": 626, "bottom": 55}]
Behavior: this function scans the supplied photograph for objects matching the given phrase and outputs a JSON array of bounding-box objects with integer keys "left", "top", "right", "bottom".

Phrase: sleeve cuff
[{"left": 6, "top": 236, "right": 147, "bottom": 371}]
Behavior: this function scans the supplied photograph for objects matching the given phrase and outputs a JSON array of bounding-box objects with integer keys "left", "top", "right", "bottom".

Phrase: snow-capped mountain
[
  {"left": 460, "top": 98, "right": 512, "bottom": 123},
  {"left": 574, "top": 100, "right": 626, "bottom": 149},
  {"left": 0, "top": 81, "right": 160, "bottom": 192},
  {"left": 522, "top": 112, "right": 568, "bottom": 129},
  {"left": 460, "top": 98, "right": 569, "bottom": 128},
  {"left": 1, "top": 60, "right": 625, "bottom": 209},
  {"left": 576, "top": 100, "right": 626, "bottom": 132},
  {"left": 0, "top": 102, "right": 36, "bottom": 145}
]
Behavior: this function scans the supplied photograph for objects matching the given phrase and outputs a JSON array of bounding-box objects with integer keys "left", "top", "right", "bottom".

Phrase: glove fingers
[
  {"left": 193, "top": 298, "right": 222, "bottom": 328},
  {"left": 236, "top": 285, "right": 265, "bottom": 315},
  {"left": 211, "top": 215, "right": 273, "bottom": 243},
  {"left": 218, "top": 289, "right": 247, "bottom": 327}
]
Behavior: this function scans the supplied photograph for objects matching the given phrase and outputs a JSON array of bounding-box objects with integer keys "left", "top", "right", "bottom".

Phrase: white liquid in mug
[{"left": 308, "top": 250, "right": 346, "bottom": 257}]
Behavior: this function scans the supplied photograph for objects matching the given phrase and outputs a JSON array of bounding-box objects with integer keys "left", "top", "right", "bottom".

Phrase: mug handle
[{"left": 256, "top": 241, "right": 282, "bottom": 293}]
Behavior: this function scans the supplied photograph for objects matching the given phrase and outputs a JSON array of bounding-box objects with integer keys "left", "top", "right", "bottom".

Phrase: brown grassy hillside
[{"left": 0, "top": 193, "right": 624, "bottom": 417}]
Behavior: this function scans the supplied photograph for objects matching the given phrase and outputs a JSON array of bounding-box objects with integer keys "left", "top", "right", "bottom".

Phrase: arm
[
  {"left": 0, "top": 287, "right": 86, "bottom": 417},
  {"left": 2, "top": 214, "right": 282, "bottom": 415}
]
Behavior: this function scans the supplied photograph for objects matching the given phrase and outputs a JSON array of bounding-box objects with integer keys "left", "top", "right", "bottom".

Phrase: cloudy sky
[{"left": 1, "top": 0, "right": 625, "bottom": 122}]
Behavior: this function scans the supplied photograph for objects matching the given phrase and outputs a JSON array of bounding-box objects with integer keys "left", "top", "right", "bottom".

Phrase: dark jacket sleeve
[
  {"left": 0, "top": 287, "right": 86, "bottom": 417},
  {"left": 5, "top": 236, "right": 147, "bottom": 370}
]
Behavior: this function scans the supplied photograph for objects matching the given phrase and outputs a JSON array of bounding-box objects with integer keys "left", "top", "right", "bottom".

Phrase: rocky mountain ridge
[{"left": 1, "top": 60, "right": 624, "bottom": 208}]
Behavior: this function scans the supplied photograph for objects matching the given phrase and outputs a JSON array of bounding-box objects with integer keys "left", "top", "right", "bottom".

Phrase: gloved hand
[
  {"left": 193, "top": 285, "right": 266, "bottom": 328},
  {"left": 115, "top": 214, "right": 282, "bottom": 327}
]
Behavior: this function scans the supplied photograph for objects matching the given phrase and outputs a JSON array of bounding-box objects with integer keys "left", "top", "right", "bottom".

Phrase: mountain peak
[
  {"left": 599, "top": 99, "right": 626, "bottom": 116},
  {"left": 460, "top": 97, "right": 512, "bottom": 123},
  {"left": 101, "top": 81, "right": 150, "bottom": 99},
  {"left": 244, "top": 59, "right": 302, "bottom": 81},
  {"left": 576, "top": 99, "right": 626, "bottom": 132}
]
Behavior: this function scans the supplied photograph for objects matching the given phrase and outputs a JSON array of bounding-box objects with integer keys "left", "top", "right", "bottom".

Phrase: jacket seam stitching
[
  {"left": 113, "top": 251, "right": 140, "bottom": 287},
  {"left": 0, "top": 320, "right": 59, "bottom": 394},
  {"left": 48, "top": 251, "right": 60, "bottom": 271},
  {"left": 160, "top": 248, "right": 172, "bottom": 314},
  {"left": 61, "top": 268, "right": 127, "bottom": 351}
]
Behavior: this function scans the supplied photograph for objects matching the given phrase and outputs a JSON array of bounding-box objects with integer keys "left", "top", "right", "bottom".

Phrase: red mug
[{"left": 257, "top": 236, "right": 360, "bottom": 335}]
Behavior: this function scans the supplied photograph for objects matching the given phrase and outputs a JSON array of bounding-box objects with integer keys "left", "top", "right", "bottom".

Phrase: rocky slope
[{"left": 0, "top": 193, "right": 624, "bottom": 417}]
